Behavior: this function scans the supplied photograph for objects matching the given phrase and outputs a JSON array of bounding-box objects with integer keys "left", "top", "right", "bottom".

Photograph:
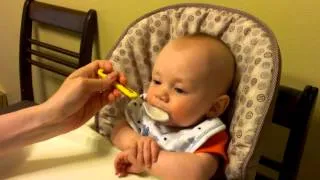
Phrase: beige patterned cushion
[{"left": 95, "top": 4, "right": 280, "bottom": 180}]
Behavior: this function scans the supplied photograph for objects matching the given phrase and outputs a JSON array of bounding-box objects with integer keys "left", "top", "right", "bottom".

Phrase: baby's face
[{"left": 146, "top": 42, "right": 218, "bottom": 127}]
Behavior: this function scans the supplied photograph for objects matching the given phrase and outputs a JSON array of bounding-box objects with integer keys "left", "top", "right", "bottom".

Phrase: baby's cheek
[
  {"left": 174, "top": 101, "right": 206, "bottom": 124},
  {"left": 171, "top": 106, "right": 185, "bottom": 118},
  {"left": 146, "top": 88, "right": 155, "bottom": 103},
  {"left": 171, "top": 104, "right": 193, "bottom": 123}
]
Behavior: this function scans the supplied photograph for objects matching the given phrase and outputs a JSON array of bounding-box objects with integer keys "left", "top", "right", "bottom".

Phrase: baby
[{"left": 109, "top": 34, "right": 235, "bottom": 179}]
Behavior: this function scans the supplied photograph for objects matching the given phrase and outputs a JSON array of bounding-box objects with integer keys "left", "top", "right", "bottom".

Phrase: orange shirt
[{"left": 195, "top": 130, "right": 229, "bottom": 164}]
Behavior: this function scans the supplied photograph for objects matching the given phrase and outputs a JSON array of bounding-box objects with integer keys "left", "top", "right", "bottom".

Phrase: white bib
[{"left": 125, "top": 98, "right": 226, "bottom": 153}]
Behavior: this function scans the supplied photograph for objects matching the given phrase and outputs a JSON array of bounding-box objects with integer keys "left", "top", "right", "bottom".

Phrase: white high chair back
[{"left": 96, "top": 3, "right": 281, "bottom": 179}]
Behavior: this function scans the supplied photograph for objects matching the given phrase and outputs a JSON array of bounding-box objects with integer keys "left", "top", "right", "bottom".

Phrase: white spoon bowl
[{"left": 142, "top": 102, "right": 169, "bottom": 122}]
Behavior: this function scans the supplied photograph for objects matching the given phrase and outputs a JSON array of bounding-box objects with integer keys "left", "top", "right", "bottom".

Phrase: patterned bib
[{"left": 125, "top": 98, "right": 226, "bottom": 152}]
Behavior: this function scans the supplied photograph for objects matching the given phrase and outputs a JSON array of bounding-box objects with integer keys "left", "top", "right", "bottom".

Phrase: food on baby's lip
[{"left": 143, "top": 102, "right": 169, "bottom": 122}]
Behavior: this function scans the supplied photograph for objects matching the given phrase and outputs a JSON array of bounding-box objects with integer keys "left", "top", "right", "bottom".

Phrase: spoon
[
  {"left": 98, "top": 68, "right": 169, "bottom": 122},
  {"left": 142, "top": 102, "right": 169, "bottom": 122}
]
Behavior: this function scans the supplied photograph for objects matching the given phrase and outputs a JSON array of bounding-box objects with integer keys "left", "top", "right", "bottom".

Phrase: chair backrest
[
  {"left": 257, "top": 85, "right": 318, "bottom": 180},
  {"left": 19, "top": 0, "right": 97, "bottom": 101}
]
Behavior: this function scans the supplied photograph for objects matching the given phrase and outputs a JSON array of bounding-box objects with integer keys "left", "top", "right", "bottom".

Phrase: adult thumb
[{"left": 85, "top": 71, "right": 118, "bottom": 93}]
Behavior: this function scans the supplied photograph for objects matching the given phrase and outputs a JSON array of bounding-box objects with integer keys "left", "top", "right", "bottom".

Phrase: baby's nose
[
  {"left": 158, "top": 94, "right": 169, "bottom": 102},
  {"left": 156, "top": 89, "right": 169, "bottom": 103}
]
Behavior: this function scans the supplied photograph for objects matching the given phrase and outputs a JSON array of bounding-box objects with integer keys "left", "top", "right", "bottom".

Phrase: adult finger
[
  {"left": 112, "top": 89, "right": 121, "bottom": 97},
  {"left": 70, "top": 60, "right": 113, "bottom": 78},
  {"left": 83, "top": 71, "right": 118, "bottom": 94},
  {"left": 119, "top": 72, "right": 127, "bottom": 85},
  {"left": 108, "top": 93, "right": 116, "bottom": 103}
]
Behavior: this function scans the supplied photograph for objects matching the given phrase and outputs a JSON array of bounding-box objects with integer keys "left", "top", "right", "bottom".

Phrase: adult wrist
[{"left": 38, "top": 101, "right": 61, "bottom": 126}]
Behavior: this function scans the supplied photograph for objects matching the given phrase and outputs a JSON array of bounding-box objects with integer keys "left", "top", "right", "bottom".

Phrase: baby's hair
[
  {"left": 182, "top": 32, "right": 231, "bottom": 51},
  {"left": 179, "top": 33, "right": 236, "bottom": 93}
]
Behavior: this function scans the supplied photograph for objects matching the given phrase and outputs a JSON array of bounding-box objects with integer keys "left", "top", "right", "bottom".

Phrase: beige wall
[{"left": 0, "top": 0, "right": 319, "bottom": 179}]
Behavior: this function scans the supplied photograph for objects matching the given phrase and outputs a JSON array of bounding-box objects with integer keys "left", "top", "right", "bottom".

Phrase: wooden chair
[
  {"left": 256, "top": 85, "right": 319, "bottom": 180},
  {"left": 0, "top": 0, "right": 97, "bottom": 114}
]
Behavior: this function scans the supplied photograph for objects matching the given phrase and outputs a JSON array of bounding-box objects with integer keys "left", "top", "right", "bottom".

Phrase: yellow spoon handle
[{"left": 97, "top": 69, "right": 139, "bottom": 99}]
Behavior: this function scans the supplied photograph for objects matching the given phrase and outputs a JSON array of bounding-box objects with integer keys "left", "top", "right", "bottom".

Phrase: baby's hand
[
  {"left": 114, "top": 150, "right": 130, "bottom": 177},
  {"left": 114, "top": 148, "right": 145, "bottom": 177},
  {"left": 134, "top": 136, "right": 160, "bottom": 169}
]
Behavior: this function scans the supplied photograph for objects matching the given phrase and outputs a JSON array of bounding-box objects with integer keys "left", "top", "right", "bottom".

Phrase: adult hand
[{"left": 44, "top": 60, "right": 126, "bottom": 132}]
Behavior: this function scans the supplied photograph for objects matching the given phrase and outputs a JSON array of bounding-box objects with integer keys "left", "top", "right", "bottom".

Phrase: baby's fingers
[
  {"left": 114, "top": 158, "right": 122, "bottom": 174},
  {"left": 114, "top": 154, "right": 128, "bottom": 176},
  {"left": 144, "top": 139, "right": 152, "bottom": 168},
  {"left": 151, "top": 141, "right": 160, "bottom": 163},
  {"left": 118, "top": 170, "right": 128, "bottom": 177},
  {"left": 116, "top": 161, "right": 129, "bottom": 177},
  {"left": 137, "top": 140, "right": 144, "bottom": 166}
]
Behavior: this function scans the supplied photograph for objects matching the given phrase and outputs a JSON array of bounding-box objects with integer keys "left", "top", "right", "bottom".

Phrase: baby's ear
[{"left": 206, "top": 95, "right": 230, "bottom": 118}]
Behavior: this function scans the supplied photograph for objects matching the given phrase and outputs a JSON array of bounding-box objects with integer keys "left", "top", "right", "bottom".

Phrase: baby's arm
[
  {"left": 110, "top": 119, "right": 139, "bottom": 150},
  {"left": 111, "top": 119, "right": 160, "bottom": 168},
  {"left": 112, "top": 124, "right": 218, "bottom": 179},
  {"left": 147, "top": 151, "right": 219, "bottom": 180}
]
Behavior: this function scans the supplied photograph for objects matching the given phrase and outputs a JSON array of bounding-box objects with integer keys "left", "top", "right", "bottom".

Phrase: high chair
[{"left": 96, "top": 3, "right": 281, "bottom": 179}]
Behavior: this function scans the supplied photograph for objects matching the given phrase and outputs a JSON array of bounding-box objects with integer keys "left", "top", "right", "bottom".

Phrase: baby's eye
[
  {"left": 152, "top": 79, "right": 161, "bottom": 85},
  {"left": 175, "top": 87, "right": 185, "bottom": 94}
]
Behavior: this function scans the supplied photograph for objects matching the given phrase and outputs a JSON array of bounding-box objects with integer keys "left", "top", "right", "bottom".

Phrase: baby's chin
[
  {"left": 160, "top": 119, "right": 189, "bottom": 128},
  {"left": 162, "top": 118, "right": 202, "bottom": 128},
  {"left": 161, "top": 120, "right": 176, "bottom": 127}
]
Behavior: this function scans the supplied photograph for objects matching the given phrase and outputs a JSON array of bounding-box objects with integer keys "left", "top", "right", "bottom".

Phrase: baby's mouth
[{"left": 143, "top": 102, "right": 170, "bottom": 122}]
